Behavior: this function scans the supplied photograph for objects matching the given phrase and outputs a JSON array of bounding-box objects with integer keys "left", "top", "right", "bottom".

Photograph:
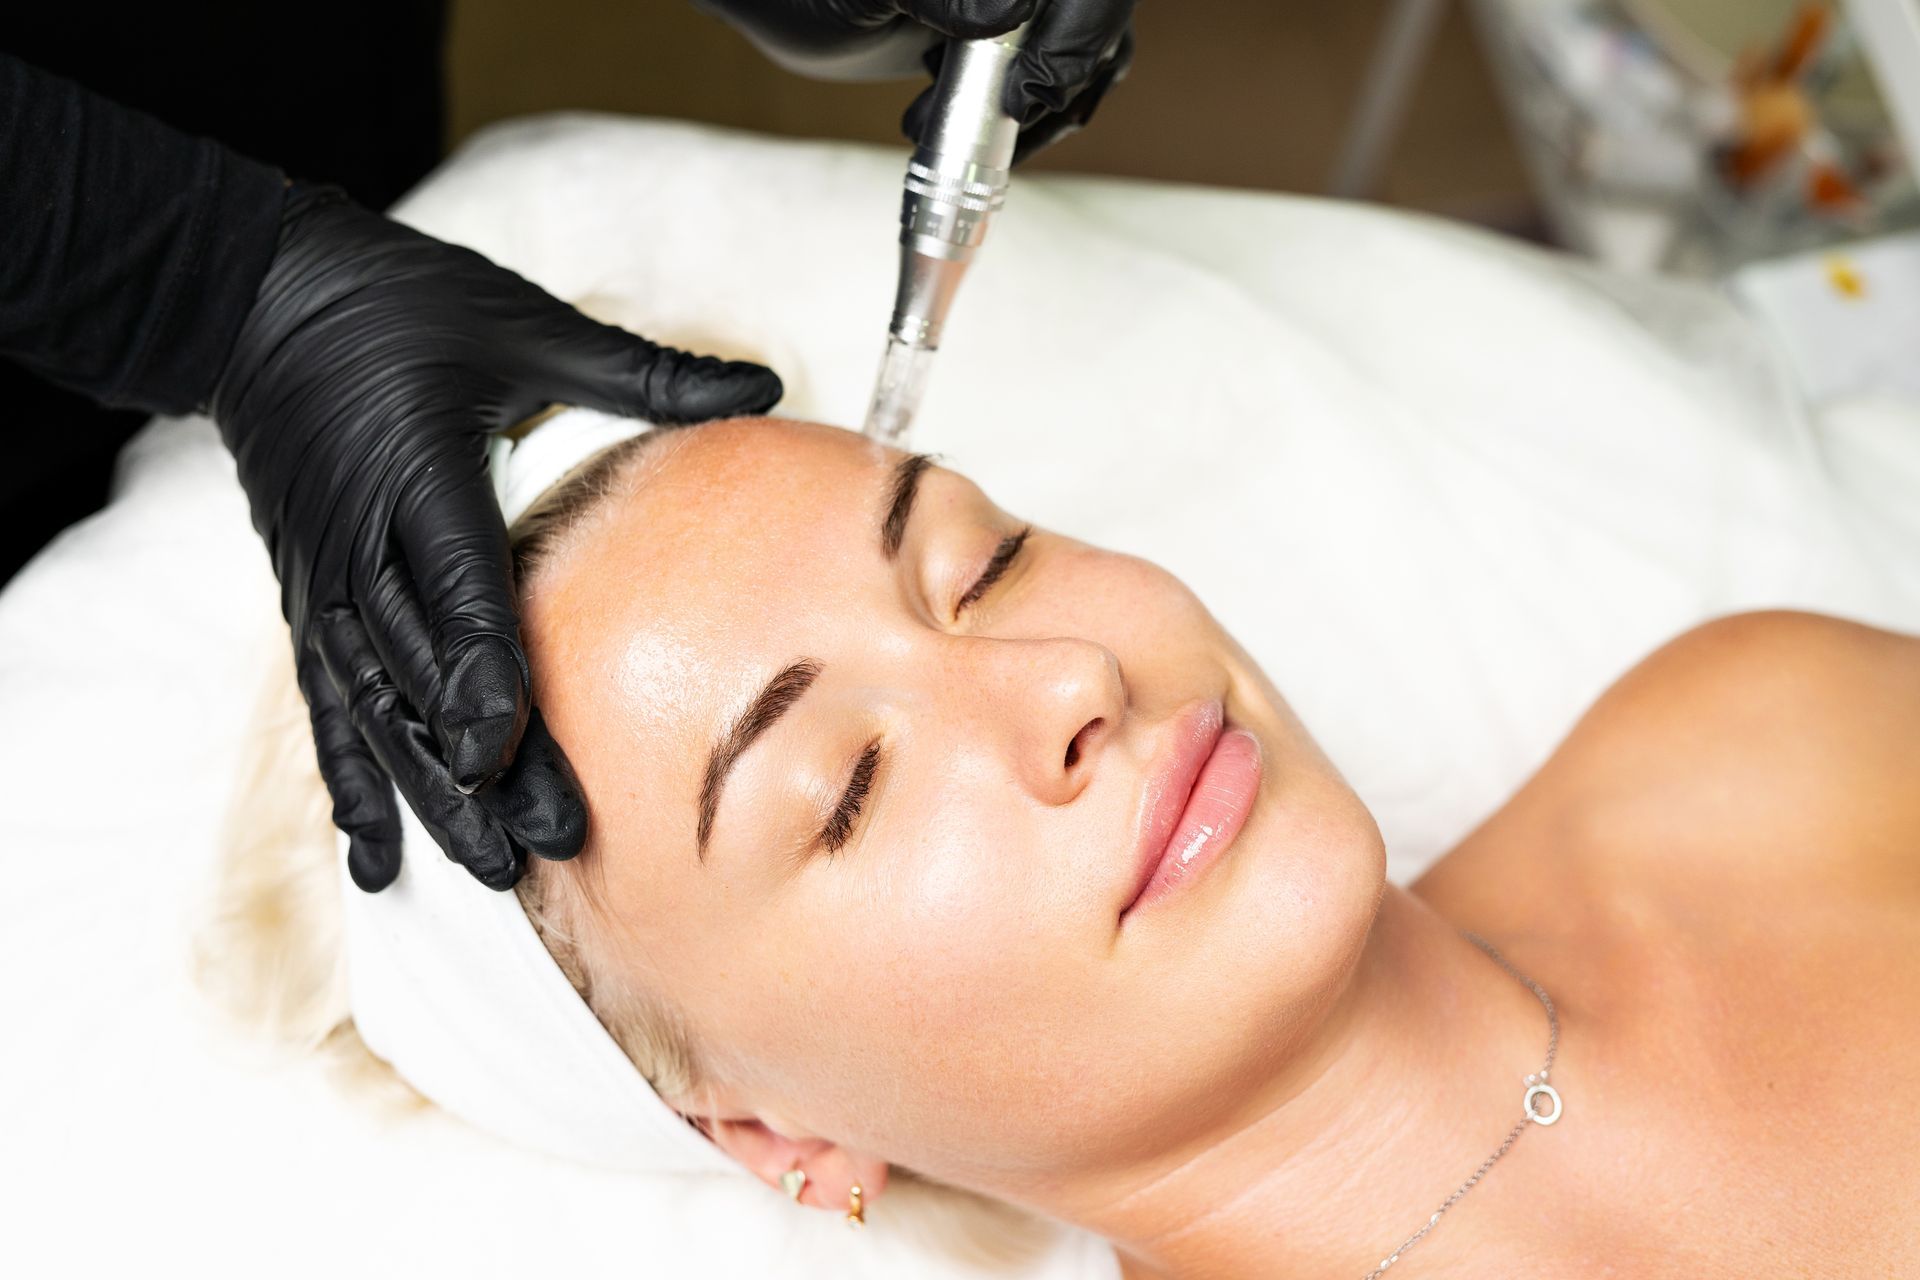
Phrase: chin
[
  {"left": 1089, "top": 807, "right": 1382, "bottom": 1166},
  {"left": 1196, "top": 763, "right": 1387, "bottom": 1075}
]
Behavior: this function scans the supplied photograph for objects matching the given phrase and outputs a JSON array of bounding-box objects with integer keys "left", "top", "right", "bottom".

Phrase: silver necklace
[{"left": 1360, "top": 932, "right": 1563, "bottom": 1279}]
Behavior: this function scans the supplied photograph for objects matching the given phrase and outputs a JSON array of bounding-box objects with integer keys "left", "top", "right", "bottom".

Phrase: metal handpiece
[{"left": 863, "top": 22, "right": 1031, "bottom": 444}]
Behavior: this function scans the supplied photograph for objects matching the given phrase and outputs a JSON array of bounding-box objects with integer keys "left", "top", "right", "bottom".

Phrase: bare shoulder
[
  {"left": 1429, "top": 610, "right": 1920, "bottom": 906},
  {"left": 1418, "top": 615, "right": 1920, "bottom": 1266},
  {"left": 1556, "top": 610, "right": 1916, "bottom": 890},
  {"left": 1606, "top": 608, "right": 1920, "bottom": 720}
]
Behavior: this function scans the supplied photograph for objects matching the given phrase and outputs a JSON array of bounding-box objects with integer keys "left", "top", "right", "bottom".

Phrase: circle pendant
[{"left": 1524, "top": 1082, "right": 1563, "bottom": 1125}]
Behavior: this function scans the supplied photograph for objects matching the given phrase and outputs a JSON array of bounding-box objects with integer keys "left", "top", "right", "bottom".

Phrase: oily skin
[{"left": 518, "top": 419, "right": 1387, "bottom": 1211}]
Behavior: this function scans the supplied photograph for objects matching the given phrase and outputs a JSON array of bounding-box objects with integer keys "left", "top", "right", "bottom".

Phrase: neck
[{"left": 1049, "top": 887, "right": 1586, "bottom": 1278}]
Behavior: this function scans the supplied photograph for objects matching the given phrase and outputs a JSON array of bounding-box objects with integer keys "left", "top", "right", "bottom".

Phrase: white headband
[{"left": 339, "top": 408, "right": 737, "bottom": 1177}]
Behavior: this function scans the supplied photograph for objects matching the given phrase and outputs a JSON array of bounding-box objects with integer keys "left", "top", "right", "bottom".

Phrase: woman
[{"left": 210, "top": 415, "right": 1920, "bottom": 1277}]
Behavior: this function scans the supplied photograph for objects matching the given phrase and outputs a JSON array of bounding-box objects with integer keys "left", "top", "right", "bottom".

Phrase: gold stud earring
[
  {"left": 845, "top": 1182, "right": 865, "bottom": 1229},
  {"left": 780, "top": 1166, "right": 807, "bottom": 1203}
]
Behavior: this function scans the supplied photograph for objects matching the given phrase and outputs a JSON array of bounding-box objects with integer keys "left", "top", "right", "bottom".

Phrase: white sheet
[{"left": 3, "top": 114, "right": 1916, "bottom": 1279}]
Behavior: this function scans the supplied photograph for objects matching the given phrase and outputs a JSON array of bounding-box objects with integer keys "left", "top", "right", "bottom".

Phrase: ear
[{"left": 702, "top": 1114, "right": 890, "bottom": 1213}]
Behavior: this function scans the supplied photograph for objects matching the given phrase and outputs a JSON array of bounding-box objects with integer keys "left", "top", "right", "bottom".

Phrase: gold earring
[
  {"left": 845, "top": 1182, "right": 865, "bottom": 1229},
  {"left": 780, "top": 1166, "right": 807, "bottom": 1202}
]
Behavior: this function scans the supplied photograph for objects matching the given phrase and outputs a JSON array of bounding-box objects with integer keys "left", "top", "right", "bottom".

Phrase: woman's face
[{"left": 521, "top": 419, "right": 1385, "bottom": 1205}]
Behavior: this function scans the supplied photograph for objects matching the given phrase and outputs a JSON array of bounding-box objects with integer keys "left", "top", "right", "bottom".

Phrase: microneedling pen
[{"left": 863, "top": 21, "right": 1031, "bottom": 446}]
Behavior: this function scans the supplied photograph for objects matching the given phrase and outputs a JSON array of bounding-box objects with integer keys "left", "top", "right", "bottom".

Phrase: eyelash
[
  {"left": 821, "top": 740, "right": 882, "bottom": 855},
  {"left": 956, "top": 525, "right": 1032, "bottom": 615}
]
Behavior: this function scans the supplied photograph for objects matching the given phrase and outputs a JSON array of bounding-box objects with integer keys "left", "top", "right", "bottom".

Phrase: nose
[{"left": 971, "top": 635, "right": 1125, "bottom": 805}]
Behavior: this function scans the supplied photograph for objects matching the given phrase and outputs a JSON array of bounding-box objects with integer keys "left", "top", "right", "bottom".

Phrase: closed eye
[
  {"left": 820, "top": 740, "right": 882, "bottom": 854},
  {"left": 957, "top": 526, "right": 1032, "bottom": 615}
]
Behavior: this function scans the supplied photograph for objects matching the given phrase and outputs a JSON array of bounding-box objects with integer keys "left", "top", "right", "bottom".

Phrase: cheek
[
  {"left": 1033, "top": 547, "right": 1218, "bottom": 664},
  {"left": 726, "top": 802, "right": 1089, "bottom": 1168},
  {"left": 854, "top": 798, "right": 1050, "bottom": 1043}
]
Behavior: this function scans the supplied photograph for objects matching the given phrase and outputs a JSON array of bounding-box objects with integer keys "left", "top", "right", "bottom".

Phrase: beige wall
[{"left": 447, "top": 0, "right": 1534, "bottom": 219}]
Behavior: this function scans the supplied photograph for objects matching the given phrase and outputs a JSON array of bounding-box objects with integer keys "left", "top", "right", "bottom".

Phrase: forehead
[{"left": 518, "top": 419, "right": 897, "bottom": 850}]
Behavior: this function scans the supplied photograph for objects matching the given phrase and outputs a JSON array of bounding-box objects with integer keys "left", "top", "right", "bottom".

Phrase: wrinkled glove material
[
  {"left": 700, "top": 0, "right": 1136, "bottom": 159},
  {"left": 213, "top": 184, "right": 783, "bottom": 892}
]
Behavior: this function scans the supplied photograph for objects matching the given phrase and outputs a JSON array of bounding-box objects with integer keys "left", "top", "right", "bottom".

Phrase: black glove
[
  {"left": 701, "top": 0, "right": 1136, "bottom": 162},
  {"left": 213, "top": 184, "right": 783, "bottom": 893}
]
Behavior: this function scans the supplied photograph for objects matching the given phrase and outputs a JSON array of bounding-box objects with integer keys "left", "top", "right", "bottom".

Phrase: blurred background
[
  {"left": 445, "top": 0, "right": 1537, "bottom": 224},
  {"left": 6, "top": 0, "right": 1914, "bottom": 281},
  {"left": 442, "top": 0, "right": 1918, "bottom": 275}
]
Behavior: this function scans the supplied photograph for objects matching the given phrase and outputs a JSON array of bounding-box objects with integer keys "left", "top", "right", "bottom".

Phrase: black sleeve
[{"left": 0, "top": 52, "right": 287, "bottom": 416}]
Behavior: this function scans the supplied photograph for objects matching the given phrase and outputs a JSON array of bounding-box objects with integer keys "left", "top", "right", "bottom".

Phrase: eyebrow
[
  {"left": 882, "top": 452, "right": 936, "bottom": 559},
  {"left": 697, "top": 659, "right": 822, "bottom": 859},
  {"left": 695, "top": 454, "right": 934, "bottom": 859}
]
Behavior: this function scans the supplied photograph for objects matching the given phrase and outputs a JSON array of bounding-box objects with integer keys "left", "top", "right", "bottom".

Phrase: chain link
[{"left": 1359, "top": 932, "right": 1561, "bottom": 1279}]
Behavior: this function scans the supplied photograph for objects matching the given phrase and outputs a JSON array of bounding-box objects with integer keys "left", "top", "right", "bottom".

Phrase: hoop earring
[
  {"left": 780, "top": 1166, "right": 807, "bottom": 1203},
  {"left": 845, "top": 1182, "right": 865, "bottom": 1229}
]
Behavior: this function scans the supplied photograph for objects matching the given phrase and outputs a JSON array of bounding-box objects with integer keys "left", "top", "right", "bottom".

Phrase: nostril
[{"left": 1065, "top": 717, "right": 1103, "bottom": 770}]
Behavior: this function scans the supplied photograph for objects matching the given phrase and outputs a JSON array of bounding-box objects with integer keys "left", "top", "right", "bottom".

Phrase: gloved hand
[
  {"left": 700, "top": 0, "right": 1136, "bottom": 162},
  {"left": 213, "top": 183, "right": 783, "bottom": 893}
]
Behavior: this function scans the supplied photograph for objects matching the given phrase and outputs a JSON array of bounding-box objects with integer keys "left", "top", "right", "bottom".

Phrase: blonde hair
[{"left": 195, "top": 424, "right": 1050, "bottom": 1266}]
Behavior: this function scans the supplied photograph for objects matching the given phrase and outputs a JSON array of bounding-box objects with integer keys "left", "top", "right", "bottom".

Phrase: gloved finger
[
  {"left": 297, "top": 649, "right": 404, "bottom": 893},
  {"left": 314, "top": 606, "right": 526, "bottom": 891},
  {"left": 904, "top": 17, "right": 1131, "bottom": 158},
  {"left": 356, "top": 555, "right": 589, "bottom": 863},
  {"left": 1003, "top": 0, "right": 1136, "bottom": 129},
  {"left": 895, "top": 0, "right": 1037, "bottom": 41},
  {"left": 356, "top": 555, "right": 444, "bottom": 730},
  {"left": 1011, "top": 28, "right": 1132, "bottom": 165},
  {"left": 532, "top": 315, "right": 785, "bottom": 425},
  {"left": 470, "top": 709, "right": 589, "bottom": 862},
  {"left": 387, "top": 457, "right": 532, "bottom": 792}
]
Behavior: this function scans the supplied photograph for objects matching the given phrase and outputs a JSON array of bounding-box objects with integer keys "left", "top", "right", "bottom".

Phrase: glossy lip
[
  {"left": 1121, "top": 699, "right": 1238, "bottom": 921},
  {"left": 1120, "top": 707, "right": 1263, "bottom": 922}
]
